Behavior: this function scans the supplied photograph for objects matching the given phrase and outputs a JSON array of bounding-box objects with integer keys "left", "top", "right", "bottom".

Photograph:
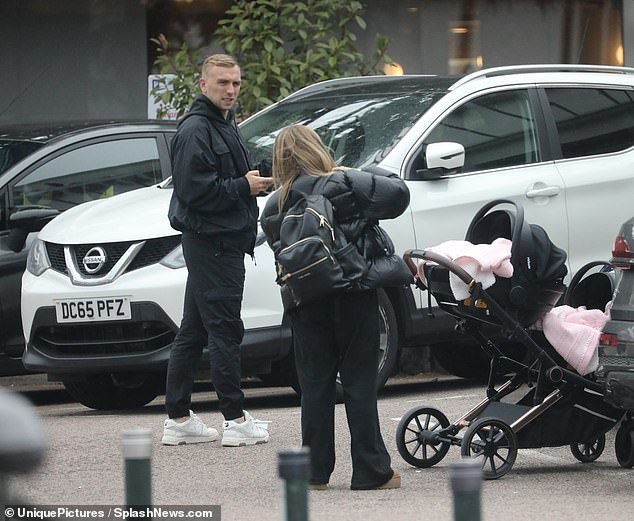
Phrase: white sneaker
[
  {"left": 161, "top": 410, "right": 219, "bottom": 446},
  {"left": 222, "top": 410, "right": 270, "bottom": 447}
]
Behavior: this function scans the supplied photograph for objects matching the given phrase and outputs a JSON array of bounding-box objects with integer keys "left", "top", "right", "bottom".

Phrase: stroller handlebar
[{"left": 403, "top": 249, "right": 475, "bottom": 286}]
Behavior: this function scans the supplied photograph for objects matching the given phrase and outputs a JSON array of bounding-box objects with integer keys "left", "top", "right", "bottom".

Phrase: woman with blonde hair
[{"left": 261, "top": 124, "right": 410, "bottom": 490}]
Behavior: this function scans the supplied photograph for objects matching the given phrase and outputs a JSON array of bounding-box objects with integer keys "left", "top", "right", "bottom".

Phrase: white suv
[{"left": 21, "top": 64, "right": 634, "bottom": 409}]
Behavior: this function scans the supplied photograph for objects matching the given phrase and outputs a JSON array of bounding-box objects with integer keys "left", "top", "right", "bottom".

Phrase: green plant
[
  {"left": 149, "top": 34, "right": 202, "bottom": 119},
  {"left": 150, "top": 0, "right": 391, "bottom": 119}
]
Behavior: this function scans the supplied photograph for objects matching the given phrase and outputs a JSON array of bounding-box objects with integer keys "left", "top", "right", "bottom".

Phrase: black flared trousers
[{"left": 290, "top": 289, "right": 392, "bottom": 489}]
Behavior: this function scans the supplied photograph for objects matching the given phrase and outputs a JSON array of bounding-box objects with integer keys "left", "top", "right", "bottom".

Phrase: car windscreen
[
  {"left": 240, "top": 89, "right": 446, "bottom": 169},
  {"left": 0, "top": 140, "right": 43, "bottom": 175}
]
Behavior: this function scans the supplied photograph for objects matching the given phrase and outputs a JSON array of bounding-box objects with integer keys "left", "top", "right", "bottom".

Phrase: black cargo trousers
[
  {"left": 290, "top": 289, "right": 393, "bottom": 489},
  {"left": 165, "top": 231, "right": 246, "bottom": 421}
]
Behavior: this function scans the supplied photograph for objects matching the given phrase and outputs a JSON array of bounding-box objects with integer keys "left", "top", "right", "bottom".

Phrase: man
[{"left": 161, "top": 54, "right": 274, "bottom": 447}]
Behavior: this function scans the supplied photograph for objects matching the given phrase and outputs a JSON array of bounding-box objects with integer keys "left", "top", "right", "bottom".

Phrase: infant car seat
[
  {"left": 564, "top": 261, "right": 615, "bottom": 311},
  {"left": 463, "top": 199, "right": 568, "bottom": 326},
  {"left": 425, "top": 199, "right": 568, "bottom": 328}
]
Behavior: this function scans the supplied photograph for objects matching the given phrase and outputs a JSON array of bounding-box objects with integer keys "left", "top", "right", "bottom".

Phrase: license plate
[{"left": 55, "top": 297, "right": 132, "bottom": 323}]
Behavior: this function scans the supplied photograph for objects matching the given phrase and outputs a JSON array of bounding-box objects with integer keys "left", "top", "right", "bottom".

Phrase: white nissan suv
[{"left": 21, "top": 64, "right": 634, "bottom": 409}]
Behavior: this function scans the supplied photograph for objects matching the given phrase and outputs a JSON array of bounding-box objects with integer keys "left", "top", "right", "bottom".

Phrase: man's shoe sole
[
  {"left": 221, "top": 434, "right": 270, "bottom": 447},
  {"left": 161, "top": 434, "right": 219, "bottom": 446}
]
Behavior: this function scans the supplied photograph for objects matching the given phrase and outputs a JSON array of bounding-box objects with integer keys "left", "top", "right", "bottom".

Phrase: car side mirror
[
  {"left": 413, "top": 142, "right": 465, "bottom": 180},
  {"left": 7, "top": 205, "right": 59, "bottom": 252}
]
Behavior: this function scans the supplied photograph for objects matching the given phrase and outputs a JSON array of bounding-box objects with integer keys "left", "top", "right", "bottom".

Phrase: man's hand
[{"left": 245, "top": 170, "right": 275, "bottom": 196}]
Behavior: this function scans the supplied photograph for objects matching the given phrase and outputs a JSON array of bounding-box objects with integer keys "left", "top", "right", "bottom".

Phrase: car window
[
  {"left": 424, "top": 89, "right": 540, "bottom": 173},
  {"left": 11, "top": 138, "right": 162, "bottom": 212},
  {"left": 240, "top": 89, "right": 447, "bottom": 169},
  {"left": 0, "top": 188, "right": 5, "bottom": 230},
  {"left": 544, "top": 87, "right": 634, "bottom": 159},
  {"left": 0, "top": 140, "right": 43, "bottom": 175}
]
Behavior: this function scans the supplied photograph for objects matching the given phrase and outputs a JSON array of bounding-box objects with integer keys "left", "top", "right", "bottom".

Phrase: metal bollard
[
  {"left": 449, "top": 458, "right": 482, "bottom": 521},
  {"left": 121, "top": 428, "right": 153, "bottom": 508},
  {"left": 278, "top": 447, "right": 310, "bottom": 521}
]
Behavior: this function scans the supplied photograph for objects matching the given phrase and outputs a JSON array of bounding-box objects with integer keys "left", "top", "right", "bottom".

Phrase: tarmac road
[{"left": 3, "top": 373, "right": 634, "bottom": 521}]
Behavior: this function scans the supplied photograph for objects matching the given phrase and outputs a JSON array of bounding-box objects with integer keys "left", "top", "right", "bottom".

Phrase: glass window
[
  {"left": 0, "top": 189, "right": 5, "bottom": 230},
  {"left": 0, "top": 141, "right": 43, "bottom": 175},
  {"left": 12, "top": 138, "right": 162, "bottom": 212},
  {"left": 545, "top": 88, "right": 634, "bottom": 159},
  {"left": 424, "top": 89, "right": 539, "bottom": 173},
  {"left": 240, "top": 80, "right": 451, "bottom": 169}
]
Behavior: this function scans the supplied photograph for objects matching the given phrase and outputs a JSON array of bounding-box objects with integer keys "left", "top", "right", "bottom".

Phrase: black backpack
[{"left": 275, "top": 180, "right": 367, "bottom": 309}]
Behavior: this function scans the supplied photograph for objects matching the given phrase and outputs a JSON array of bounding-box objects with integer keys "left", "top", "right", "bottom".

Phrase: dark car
[
  {"left": 598, "top": 217, "right": 634, "bottom": 411},
  {"left": 0, "top": 121, "right": 176, "bottom": 375},
  {"left": 596, "top": 218, "right": 634, "bottom": 468}
]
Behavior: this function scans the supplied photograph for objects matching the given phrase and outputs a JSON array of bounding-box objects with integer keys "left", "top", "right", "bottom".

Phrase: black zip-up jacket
[
  {"left": 168, "top": 94, "right": 258, "bottom": 254},
  {"left": 261, "top": 168, "right": 411, "bottom": 291}
]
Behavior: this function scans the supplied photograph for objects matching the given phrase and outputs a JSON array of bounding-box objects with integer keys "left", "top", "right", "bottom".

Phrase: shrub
[{"left": 150, "top": 0, "right": 391, "bottom": 119}]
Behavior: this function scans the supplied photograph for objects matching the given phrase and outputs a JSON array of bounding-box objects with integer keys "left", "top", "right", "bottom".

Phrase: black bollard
[
  {"left": 0, "top": 389, "right": 47, "bottom": 507},
  {"left": 278, "top": 447, "right": 310, "bottom": 521},
  {"left": 449, "top": 458, "right": 482, "bottom": 521},
  {"left": 121, "top": 428, "right": 153, "bottom": 508}
]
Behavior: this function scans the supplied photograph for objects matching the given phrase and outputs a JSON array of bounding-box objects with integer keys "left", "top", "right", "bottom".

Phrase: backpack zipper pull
[{"left": 319, "top": 215, "right": 336, "bottom": 241}]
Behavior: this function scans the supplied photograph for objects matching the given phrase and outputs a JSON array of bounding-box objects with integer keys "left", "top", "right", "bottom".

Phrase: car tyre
[
  {"left": 374, "top": 289, "right": 400, "bottom": 390},
  {"left": 63, "top": 373, "right": 164, "bottom": 410}
]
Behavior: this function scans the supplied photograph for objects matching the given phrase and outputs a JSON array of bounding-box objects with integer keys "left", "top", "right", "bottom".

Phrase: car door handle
[{"left": 525, "top": 185, "right": 561, "bottom": 198}]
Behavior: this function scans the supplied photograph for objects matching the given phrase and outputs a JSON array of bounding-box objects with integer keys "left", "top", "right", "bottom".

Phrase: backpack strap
[
  {"left": 290, "top": 174, "right": 330, "bottom": 197},
  {"left": 285, "top": 175, "right": 332, "bottom": 212}
]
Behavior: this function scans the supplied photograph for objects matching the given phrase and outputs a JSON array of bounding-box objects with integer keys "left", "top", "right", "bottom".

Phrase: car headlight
[
  {"left": 26, "top": 238, "right": 51, "bottom": 276},
  {"left": 160, "top": 243, "right": 186, "bottom": 269}
]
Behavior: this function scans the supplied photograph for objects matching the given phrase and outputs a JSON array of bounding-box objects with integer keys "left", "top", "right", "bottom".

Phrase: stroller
[{"left": 396, "top": 199, "right": 627, "bottom": 479}]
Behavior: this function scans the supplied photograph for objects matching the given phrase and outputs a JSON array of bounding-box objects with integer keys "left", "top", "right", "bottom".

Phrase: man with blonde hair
[{"left": 161, "top": 54, "right": 273, "bottom": 447}]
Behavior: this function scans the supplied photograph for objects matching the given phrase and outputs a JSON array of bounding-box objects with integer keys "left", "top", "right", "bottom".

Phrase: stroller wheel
[
  {"left": 396, "top": 406, "right": 451, "bottom": 468},
  {"left": 615, "top": 424, "right": 634, "bottom": 468},
  {"left": 461, "top": 417, "right": 518, "bottom": 480},
  {"left": 570, "top": 433, "right": 606, "bottom": 463}
]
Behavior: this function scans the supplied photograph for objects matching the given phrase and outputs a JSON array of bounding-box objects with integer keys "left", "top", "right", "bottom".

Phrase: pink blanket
[
  {"left": 418, "top": 238, "right": 514, "bottom": 299},
  {"left": 532, "top": 305, "right": 610, "bottom": 375}
]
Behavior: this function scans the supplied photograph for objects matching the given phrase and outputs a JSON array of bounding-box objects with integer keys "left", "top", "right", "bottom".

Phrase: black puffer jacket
[
  {"left": 260, "top": 168, "right": 411, "bottom": 291},
  {"left": 168, "top": 94, "right": 258, "bottom": 254}
]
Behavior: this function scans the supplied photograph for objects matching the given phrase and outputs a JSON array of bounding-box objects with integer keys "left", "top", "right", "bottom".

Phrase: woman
[{"left": 260, "top": 124, "right": 410, "bottom": 490}]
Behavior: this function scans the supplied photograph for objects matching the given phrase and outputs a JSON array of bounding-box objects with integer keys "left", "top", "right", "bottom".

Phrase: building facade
[{"left": 1, "top": 0, "right": 632, "bottom": 125}]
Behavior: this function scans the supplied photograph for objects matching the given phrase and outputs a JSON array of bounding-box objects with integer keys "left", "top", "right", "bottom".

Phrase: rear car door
[{"left": 541, "top": 86, "right": 634, "bottom": 277}]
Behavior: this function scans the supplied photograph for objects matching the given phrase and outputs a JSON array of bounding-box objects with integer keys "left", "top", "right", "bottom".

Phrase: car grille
[
  {"left": 30, "top": 304, "right": 177, "bottom": 358},
  {"left": 46, "top": 236, "right": 182, "bottom": 276},
  {"left": 601, "top": 355, "right": 634, "bottom": 368}
]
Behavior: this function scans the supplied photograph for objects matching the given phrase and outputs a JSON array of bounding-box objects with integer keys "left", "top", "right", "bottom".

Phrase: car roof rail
[{"left": 449, "top": 64, "right": 634, "bottom": 90}]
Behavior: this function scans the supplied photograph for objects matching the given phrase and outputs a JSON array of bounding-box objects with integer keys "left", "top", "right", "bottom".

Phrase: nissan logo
[{"left": 83, "top": 246, "right": 107, "bottom": 274}]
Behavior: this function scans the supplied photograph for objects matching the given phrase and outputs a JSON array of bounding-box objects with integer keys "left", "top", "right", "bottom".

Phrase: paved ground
[{"left": 4, "top": 373, "right": 634, "bottom": 521}]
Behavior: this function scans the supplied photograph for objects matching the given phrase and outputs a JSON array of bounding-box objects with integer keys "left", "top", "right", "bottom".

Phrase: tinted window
[
  {"left": 241, "top": 89, "right": 447, "bottom": 169},
  {"left": 424, "top": 89, "right": 539, "bottom": 173},
  {"left": 12, "top": 138, "right": 162, "bottom": 212},
  {"left": 545, "top": 87, "right": 634, "bottom": 159},
  {"left": 0, "top": 140, "right": 43, "bottom": 175},
  {"left": 0, "top": 189, "right": 5, "bottom": 230}
]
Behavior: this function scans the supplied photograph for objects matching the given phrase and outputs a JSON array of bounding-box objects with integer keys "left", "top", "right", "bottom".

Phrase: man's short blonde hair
[{"left": 201, "top": 54, "right": 239, "bottom": 78}]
